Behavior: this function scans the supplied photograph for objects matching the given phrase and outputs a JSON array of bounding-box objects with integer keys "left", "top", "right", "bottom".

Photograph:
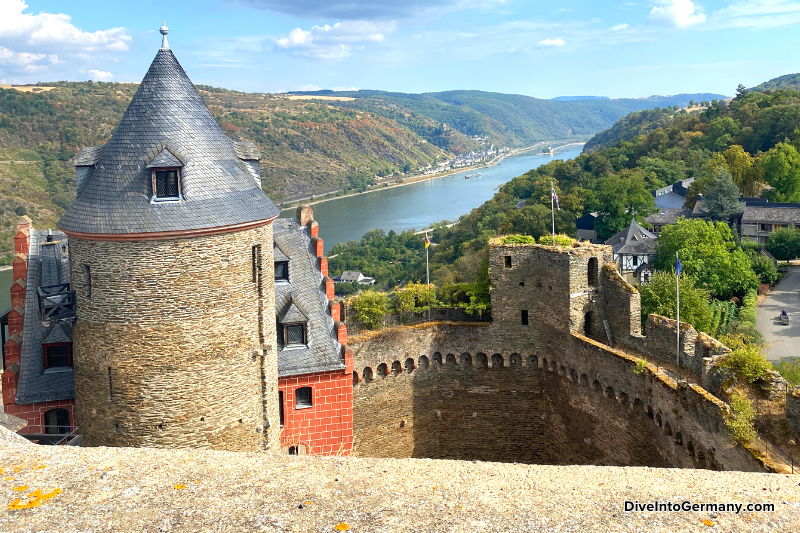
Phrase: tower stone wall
[{"left": 69, "top": 224, "right": 278, "bottom": 450}]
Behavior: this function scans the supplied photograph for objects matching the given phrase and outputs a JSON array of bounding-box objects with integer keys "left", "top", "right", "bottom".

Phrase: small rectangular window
[
  {"left": 286, "top": 324, "right": 305, "bottom": 346},
  {"left": 295, "top": 386, "right": 312, "bottom": 409},
  {"left": 504, "top": 256, "right": 512, "bottom": 268},
  {"left": 44, "top": 344, "right": 71, "bottom": 369},
  {"left": 154, "top": 169, "right": 180, "bottom": 199},
  {"left": 521, "top": 310, "right": 529, "bottom": 326},
  {"left": 275, "top": 261, "right": 288, "bottom": 281},
  {"left": 252, "top": 244, "right": 261, "bottom": 283},
  {"left": 84, "top": 265, "right": 91, "bottom": 298},
  {"left": 279, "top": 391, "right": 285, "bottom": 426}
]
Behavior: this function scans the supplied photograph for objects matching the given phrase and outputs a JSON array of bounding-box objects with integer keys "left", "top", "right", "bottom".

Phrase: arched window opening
[
  {"left": 377, "top": 363, "right": 388, "bottom": 377},
  {"left": 687, "top": 441, "right": 695, "bottom": 456},
  {"left": 391, "top": 361, "right": 402, "bottom": 375},
  {"left": 588, "top": 257, "right": 598, "bottom": 286},
  {"left": 433, "top": 353, "right": 442, "bottom": 365},
  {"left": 646, "top": 405, "right": 654, "bottom": 419},
  {"left": 446, "top": 353, "right": 457, "bottom": 365},
  {"left": 460, "top": 353, "right": 473, "bottom": 366},
  {"left": 674, "top": 431, "right": 683, "bottom": 445},
  {"left": 579, "top": 374, "right": 589, "bottom": 387},
  {"left": 655, "top": 413, "right": 663, "bottom": 427},
  {"left": 592, "top": 380, "right": 601, "bottom": 392},
  {"left": 363, "top": 367, "right": 374, "bottom": 382},
  {"left": 352, "top": 371, "right": 360, "bottom": 386},
  {"left": 664, "top": 421, "right": 673, "bottom": 436},
  {"left": 526, "top": 355, "right": 539, "bottom": 369},
  {"left": 404, "top": 357, "right": 415, "bottom": 373},
  {"left": 619, "top": 392, "right": 629, "bottom": 406},
  {"left": 510, "top": 353, "right": 521, "bottom": 367},
  {"left": 44, "top": 408, "right": 70, "bottom": 435},
  {"left": 418, "top": 356, "right": 430, "bottom": 369},
  {"left": 549, "top": 360, "right": 557, "bottom": 373},
  {"left": 696, "top": 450, "right": 706, "bottom": 468},
  {"left": 476, "top": 353, "right": 488, "bottom": 368},
  {"left": 559, "top": 365, "right": 567, "bottom": 377},
  {"left": 570, "top": 369, "right": 578, "bottom": 382},
  {"left": 605, "top": 386, "right": 615, "bottom": 400},
  {"left": 542, "top": 358, "right": 549, "bottom": 372},
  {"left": 491, "top": 354, "right": 504, "bottom": 368}
]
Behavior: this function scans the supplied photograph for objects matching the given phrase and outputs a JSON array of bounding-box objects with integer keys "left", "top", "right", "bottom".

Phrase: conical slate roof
[
  {"left": 605, "top": 218, "right": 657, "bottom": 255},
  {"left": 58, "top": 48, "right": 279, "bottom": 236}
]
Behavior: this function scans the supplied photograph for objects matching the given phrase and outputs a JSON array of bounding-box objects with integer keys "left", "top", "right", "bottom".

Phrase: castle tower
[{"left": 57, "top": 27, "right": 280, "bottom": 450}]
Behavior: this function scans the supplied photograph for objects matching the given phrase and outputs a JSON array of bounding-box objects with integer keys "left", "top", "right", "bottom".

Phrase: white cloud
[
  {"left": 610, "top": 23, "right": 629, "bottom": 30},
  {"left": 240, "top": 0, "right": 507, "bottom": 21},
  {"left": 88, "top": 69, "right": 113, "bottom": 80},
  {"left": 708, "top": 1, "right": 800, "bottom": 30},
  {"left": 0, "top": 1, "right": 130, "bottom": 79},
  {"left": 647, "top": 0, "right": 706, "bottom": 28},
  {"left": 295, "top": 84, "right": 322, "bottom": 91},
  {"left": 276, "top": 21, "right": 396, "bottom": 60},
  {"left": 332, "top": 86, "right": 359, "bottom": 91},
  {"left": 538, "top": 37, "right": 566, "bottom": 47}
]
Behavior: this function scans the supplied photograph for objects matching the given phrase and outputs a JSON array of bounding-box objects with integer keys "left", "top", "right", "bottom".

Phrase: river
[
  {"left": 0, "top": 145, "right": 584, "bottom": 302},
  {"left": 281, "top": 144, "right": 585, "bottom": 253}
]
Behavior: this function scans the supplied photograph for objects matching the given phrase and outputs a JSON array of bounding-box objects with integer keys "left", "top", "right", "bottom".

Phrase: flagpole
[
  {"left": 426, "top": 231, "right": 431, "bottom": 322},
  {"left": 551, "top": 181, "right": 556, "bottom": 246},
  {"left": 676, "top": 251, "right": 680, "bottom": 369}
]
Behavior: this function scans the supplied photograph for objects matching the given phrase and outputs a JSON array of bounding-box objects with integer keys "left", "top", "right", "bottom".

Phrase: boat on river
[{"left": 465, "top": 173, "right": 482, "bottom": 179}]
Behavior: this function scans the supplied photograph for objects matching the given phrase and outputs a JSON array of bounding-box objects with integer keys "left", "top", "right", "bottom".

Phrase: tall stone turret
[{"left": 58, "top": 28, "right": 280, "bottom": 450}]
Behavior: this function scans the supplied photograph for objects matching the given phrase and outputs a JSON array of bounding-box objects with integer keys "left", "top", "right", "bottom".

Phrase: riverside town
[{"left": 0, "top": 2, "right": 799, "bottom": 531}]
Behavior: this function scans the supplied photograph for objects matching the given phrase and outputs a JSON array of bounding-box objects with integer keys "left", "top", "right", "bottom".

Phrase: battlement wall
[{"left": 349, "top": 323, "right": 768, "bottom": 472}]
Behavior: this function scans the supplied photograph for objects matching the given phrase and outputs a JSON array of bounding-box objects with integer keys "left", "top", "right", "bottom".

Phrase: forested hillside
[
  {"left": 0, "top": 80, "right": 722, "bottom": 256},
  {"left": 330, "top": 85, "right": 800, "bottom": 293},
  {"left": 752, "top": 73, "right": 800, "bottom": 92},
  {"left": 294, "top": 89, "right": 727, "bottom": 148}
]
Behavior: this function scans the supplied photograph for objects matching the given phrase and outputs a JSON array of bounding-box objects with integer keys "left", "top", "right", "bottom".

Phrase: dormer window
[
  {"left": 284, "top": 323, "right": 305, "bottom": 347},
  {"left": 275, "top": 261, "right": 289, "bottom": 282},
  {"left": 147, "top": 147, "right": 184, "bottom": 202},
  {"left": 153, "top": 168, "right": 181, "bottom": 201}
]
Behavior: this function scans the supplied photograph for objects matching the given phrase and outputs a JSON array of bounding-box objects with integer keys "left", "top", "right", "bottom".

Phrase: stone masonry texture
[
  {"left": 347, "top": 241, "right": 772, "bottom": 472},
  {"left": 68, "top": 223, "right": 279, "bottom": 451},
  {"left": 1, "top": 438, "right": 798, "bottom": 532}
]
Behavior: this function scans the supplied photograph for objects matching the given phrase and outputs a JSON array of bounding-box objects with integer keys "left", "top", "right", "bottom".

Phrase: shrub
[
  {"left": 348, "top": 290, "right": 390, "bottom": 330},
  {"left": 720, "top": 334, "right": 771, "bottom": 383},
  {"left": 738, "top": 289, "right": 757, "bottom": 325},
  {"left": 537, "top": 233, "right": 575, "bottom": 247},
  {"left": 766, "top": 227, "right": 800, "bottom": 260},
  {"left": 773, "top": 359, "right": 800, "bottom": 386},
  {"left": 725, "top": 392, "right": 756, "bottom": 444},
  {"left": 639, "top": 271, "right": 713, "bottom": 333},
  {"left": 632, "top": 359, "right": 647, "bottom": 375},
  {"left": 750, "top": 254, "right": 778, "bottom": 285},
  {"left": 500, "top": 235, "right": 536, "bottom": 245},
  {"left": 724, "top": 320, "right": 765, "bottom": 346}
]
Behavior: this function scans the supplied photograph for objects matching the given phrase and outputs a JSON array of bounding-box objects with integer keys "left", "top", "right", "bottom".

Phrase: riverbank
[{"left": 279, "top": 141, "right": 585, "bottom": 211}]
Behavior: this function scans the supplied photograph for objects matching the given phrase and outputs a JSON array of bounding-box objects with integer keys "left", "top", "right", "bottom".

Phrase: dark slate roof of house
[
  {"left": 58, "top": 48, "right": 279, "bottom": 235},
  {"left": 274, "top": 218, "right": 343, "bottom": 378},
  {"left": 146, "top": 147, "right": 183, "bottom": 168},
  {"left": 233, "top": 142, "right": 260, "bottom": 161},
  {"left": 605, "top": 218, "right": 657, "bottom": 255},
  {"left": 273, "top": 243, "right": 289, "bottom": 262},
  {"left": 16, "top": 230, "right": 74, "bottom": 404},
  {"left": 74, "top": 145, "right": 105, "bottom": 167},
  {"left": 741, "top": 205, "right": 800, "bottom": 224},
  {"left": 645, "top": 208, "right": 692, "bottom": 226}
]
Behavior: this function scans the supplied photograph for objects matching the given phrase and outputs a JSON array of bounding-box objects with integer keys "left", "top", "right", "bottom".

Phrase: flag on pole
[
  {"left": 676, "top": 255, "right": 682, "bottom": 276},
  {"left": 551, "top": 183, "right": 561, "bottom": 210},
  {"left": 424, "top": 233, "right": 431, "bottom": 248}
]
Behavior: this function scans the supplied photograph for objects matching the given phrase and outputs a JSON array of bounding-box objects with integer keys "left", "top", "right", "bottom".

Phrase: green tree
[
  {"left": 348, "top": 291, "right": 390, "bottom": 329},
  {"left": 699, "top": 170, "right": 743, "bottom": 221},
  {"left": 759, "top": 142, "right": 800, "bottom": 202},
  {"left": 654, "top": 218, "right": 759, "bottom": 299},
  {"left": 639, "top": 271, "right": 713, "bottom": 334},
  {"left": 586, "top": 172, "right": 657, "bottom": 240},
  {"left": 749, "top": 254, "right": 778, "bottom": 285},
  {"left": 706, "top": 145, "right": 759, "bottom": 197},
  {"left": 765, "top": 227, "right": 800, "bottom": 260}
]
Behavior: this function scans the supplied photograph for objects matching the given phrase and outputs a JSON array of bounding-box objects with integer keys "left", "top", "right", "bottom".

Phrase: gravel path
[
  {"left": 1, "top": 441, "right": 798, "bottom": 532},
  {"left": 757, "top": 266, "right": 800, "bottom": 362}
]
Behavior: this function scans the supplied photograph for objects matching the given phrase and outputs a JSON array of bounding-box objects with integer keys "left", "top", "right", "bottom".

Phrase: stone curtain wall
[
  {"left": 350, "top": 324, "right": 767, "bottom": 472},
  {"left": 788, "top": 389, "right": 800, "bottom": 439},
  {"left": 68, "top": 224, "right": 279, "bottom": 451}
]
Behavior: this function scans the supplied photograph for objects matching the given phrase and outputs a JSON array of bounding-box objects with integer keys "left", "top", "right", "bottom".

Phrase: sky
[{"left": 0, "top": 0, "right": 799, "bottom": 98}]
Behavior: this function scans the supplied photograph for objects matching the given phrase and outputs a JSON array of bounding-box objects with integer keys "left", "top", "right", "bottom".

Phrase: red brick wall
[
  {"left": 5, "top": 399, "right": 76, "bottom": 432},
  {"left": 278, "top": 370, "right": 353, "bottom": 456}
]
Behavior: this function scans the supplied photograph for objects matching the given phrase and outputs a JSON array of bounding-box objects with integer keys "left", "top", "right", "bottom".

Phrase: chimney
[{"left": 296, "top": 204, "right": 314, "bottom": 226}]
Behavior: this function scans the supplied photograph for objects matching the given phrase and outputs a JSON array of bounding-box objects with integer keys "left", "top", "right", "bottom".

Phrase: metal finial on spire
[{"left": 159, "top": 21, "right": 170, "bottom": 50}]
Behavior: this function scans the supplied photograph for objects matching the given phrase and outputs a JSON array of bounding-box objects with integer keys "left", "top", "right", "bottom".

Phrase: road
[{"left": 757, "top": 266, "right": 800, "bottom": 362}]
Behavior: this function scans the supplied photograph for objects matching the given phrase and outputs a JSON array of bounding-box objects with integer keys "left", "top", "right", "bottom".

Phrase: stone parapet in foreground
[{"left": 1, "top": 441, "right": 798, "bottom": 532}]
